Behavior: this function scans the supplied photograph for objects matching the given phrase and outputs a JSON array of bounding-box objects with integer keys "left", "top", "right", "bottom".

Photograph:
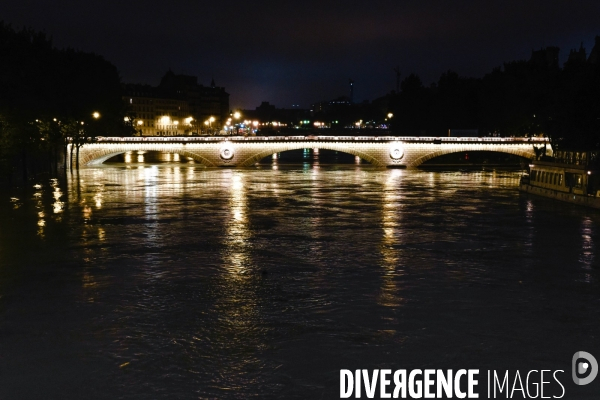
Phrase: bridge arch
[
  {"left": 78, "top": 144, "right": 217, "bottom": 167},
  {"left": 407, "top": 144, "right": 536, "bottom": 167},
  {"left": 236, "top": 142, "right": 382, "bottom": 166}
]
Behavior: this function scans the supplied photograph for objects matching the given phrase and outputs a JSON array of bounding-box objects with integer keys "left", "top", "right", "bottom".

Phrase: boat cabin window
[{"left": 530, "top": 169, "right": 567, "bottom": 186}]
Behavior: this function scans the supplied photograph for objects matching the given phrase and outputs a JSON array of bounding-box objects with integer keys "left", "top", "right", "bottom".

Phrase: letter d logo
[{"left": 572, "top": 351, "right": 598, "bottom": 385}]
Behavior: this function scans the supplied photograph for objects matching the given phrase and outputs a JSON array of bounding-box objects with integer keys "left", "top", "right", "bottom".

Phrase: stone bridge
[{"left": 73, "top": 135, "right": 551, "bottom": 168}]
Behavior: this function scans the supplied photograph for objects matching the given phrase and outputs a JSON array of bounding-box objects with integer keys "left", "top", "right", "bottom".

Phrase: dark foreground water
[{"left": 0, "top": 163, "right": 599, "bottom": 399}]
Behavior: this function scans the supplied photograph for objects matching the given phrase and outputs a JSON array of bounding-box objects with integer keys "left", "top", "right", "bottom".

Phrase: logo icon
[{"left": 572, "top": 351, "right": 598, "bottom": 385}]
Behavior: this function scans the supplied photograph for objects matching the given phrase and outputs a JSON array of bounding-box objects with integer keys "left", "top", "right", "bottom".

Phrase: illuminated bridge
[{"left": 74, "top": 135, "right": 550, "bottom": 168}]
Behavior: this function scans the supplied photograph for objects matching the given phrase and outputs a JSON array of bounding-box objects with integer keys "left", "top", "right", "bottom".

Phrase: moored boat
[{"left": 519, "top": 150, "right": 600, "bottom": 208}]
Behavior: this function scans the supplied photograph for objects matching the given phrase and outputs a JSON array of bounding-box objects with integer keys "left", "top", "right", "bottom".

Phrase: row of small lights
[
  {"left": 35, "top": 111, "right": 101, "bottom": 125},
  {"left": 121, "top": 111, "right": 395, "bottom": 131},
  {"left": 30, "top": 111, "right": 101, "bottom": 141},
  {"left": 35, "top": 110, "right": 394, "bottom": 134},
  {"left": 290, "top": 113, "right": 394, "bottom": 129},
  {"left": 126, "top": 112, "right": 242, "bottom": 129},
  {"left": 44, "top": 111, "right": 394, "bottom": 128}
]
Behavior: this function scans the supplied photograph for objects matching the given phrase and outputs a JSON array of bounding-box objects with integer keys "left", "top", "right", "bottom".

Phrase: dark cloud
[{"left": 3, "top": 0, "right": 600, "bottom": 108}]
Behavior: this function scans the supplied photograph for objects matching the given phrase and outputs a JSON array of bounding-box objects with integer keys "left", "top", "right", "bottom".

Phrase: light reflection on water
[
  {"left": 225, "top": 171, "right": 250, "bottom": 275},
  {"left": 379, "top": 169, "right": 404, "bottom": 308},
  {"left": 0, "top": 164, "right": 599, "bottom": 398}
]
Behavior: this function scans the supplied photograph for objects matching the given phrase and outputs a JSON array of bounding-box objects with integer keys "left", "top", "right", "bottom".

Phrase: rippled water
[{"left": 0, "top": 163, "right": 599, "bottom": 399}]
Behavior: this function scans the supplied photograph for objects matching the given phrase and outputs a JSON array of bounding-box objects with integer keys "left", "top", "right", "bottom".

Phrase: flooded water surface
[{"left": 0, "top": 160, "right": 599, "bottom": 399}]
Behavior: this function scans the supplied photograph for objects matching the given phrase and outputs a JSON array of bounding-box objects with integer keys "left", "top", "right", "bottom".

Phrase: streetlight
[
  {"left": 232, "top": 111, "right": 241, "bottom": 135},
  {"left": 207, "top": 116, "right": 215, "bottom": 135},
  {"left": 92, "top": 112, "right": 100, "bottom": 119},
  {"left": 184, "top": 117, "right": 194, "bottom": 136},
  {"left": 136, "top": 119, "right": 143, "bottom": 136},
  {"left": 386, "top": 113, "right": 393, "bottom": 130}
]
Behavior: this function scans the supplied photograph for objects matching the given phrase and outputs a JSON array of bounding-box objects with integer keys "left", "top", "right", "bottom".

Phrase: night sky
[{"left": 3, "top": 1, "right": 600, "bottom": 109}]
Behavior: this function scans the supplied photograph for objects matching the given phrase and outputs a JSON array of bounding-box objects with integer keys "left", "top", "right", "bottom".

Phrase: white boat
[{"left": 519, "top": 150, "right": 600, "bottom": 209}]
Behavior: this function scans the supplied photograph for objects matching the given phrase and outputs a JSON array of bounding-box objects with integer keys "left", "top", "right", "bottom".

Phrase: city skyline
[{"left": 3, "top": 1, "right": 600, "bottom": 109}]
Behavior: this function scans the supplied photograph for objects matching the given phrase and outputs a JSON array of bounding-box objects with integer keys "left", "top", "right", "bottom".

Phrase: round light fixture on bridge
[
  {"left": 220, "top": 144, "right": 235, "bottom": 160},
  {"left": 389, "top": 144, "right": 404, "bottom": 160}
]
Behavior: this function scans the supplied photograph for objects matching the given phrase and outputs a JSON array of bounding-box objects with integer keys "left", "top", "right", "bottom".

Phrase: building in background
[
  {"left": 588, "top": 35, "right": 600, "bottom": 64},
  {"left": 242, "top": 102, "right": 309, "bottom": 125},
  {"left": 123, "top": 70, "right": 229, "bottom": 136}
]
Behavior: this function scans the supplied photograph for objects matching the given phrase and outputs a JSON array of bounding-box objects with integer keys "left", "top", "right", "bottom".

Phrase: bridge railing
[{"left": 90, "top": 136, "right": 550, "bottom": 143}]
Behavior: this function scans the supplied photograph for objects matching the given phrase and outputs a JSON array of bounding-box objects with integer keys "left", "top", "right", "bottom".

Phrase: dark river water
[{"left": 0, "top": 157, "right": 599, "bottom": 399}]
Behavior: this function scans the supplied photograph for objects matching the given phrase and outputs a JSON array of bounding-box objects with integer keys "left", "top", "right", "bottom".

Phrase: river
[{"left": 0, "top": 156, "right": 599, "bottom": 399}]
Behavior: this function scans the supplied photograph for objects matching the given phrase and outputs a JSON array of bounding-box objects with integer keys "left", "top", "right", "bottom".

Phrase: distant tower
[
  {"left": 530, "top": 47, "right": 560, "bottom": 69},
  {"left": 589, "top": 36, "right": 600, "bottom": 64},
  {"left": 566, "top": 42, "right": 587, "bottom": 67},
  {"left": 349, "top": 79, "right": 354, "bottom": 103},
  {"left": 393, "top": 66, "right": 401, "bottom": 93},
  {"left": 210, "top": 78, "right": 216, "bottom": 88}
]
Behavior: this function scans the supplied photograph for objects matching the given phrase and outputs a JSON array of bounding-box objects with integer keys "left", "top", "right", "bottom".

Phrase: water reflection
[
  {"left": 579, "top": 216, "right": 595, "bottom": 283},
  {"left": 33, "top": 183, "right": 46, "bottom": 237},
  {"left": 223, "top": 171, "right": 250, "bottom": 275},
  {"left": 2, "top": 165, "right": 600, "bottom": 399},
  {"left": 378, "top": 168, "right": 405, "bottom": 307},
  {"left": 110, "top": 151, "right": 188, "bottom": 164},
  {"left": 51, "top": 178, "right": 64, "bottom": 215}
]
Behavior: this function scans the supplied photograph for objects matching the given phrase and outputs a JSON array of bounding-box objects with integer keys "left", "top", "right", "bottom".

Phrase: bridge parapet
[{"left": 92, "top": 135, "right": 549, "bottom": 144}]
